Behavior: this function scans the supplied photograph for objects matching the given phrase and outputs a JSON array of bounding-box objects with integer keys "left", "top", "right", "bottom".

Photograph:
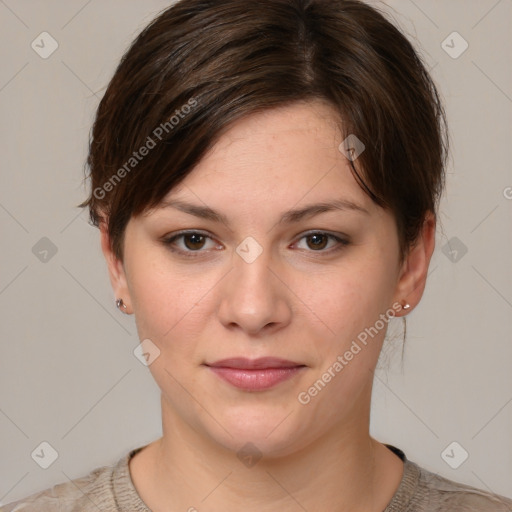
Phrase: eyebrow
[{"left": 158, "top": 198, "right": 369, "bottom": 225}]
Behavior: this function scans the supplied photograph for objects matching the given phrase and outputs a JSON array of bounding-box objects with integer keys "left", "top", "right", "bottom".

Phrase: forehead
[
  {"left": 207, "top": 100, "right": 343, "bottom": 156},
  {"left": 166, "top": 102, "right": 364, "bottom": 197}
]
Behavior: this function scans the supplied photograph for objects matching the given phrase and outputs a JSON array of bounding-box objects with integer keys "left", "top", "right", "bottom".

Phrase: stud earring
[
  {"left": 116, "top": 298, "right": 128, "bottom": 314},
  {"left": 401, "top": 301, "right": 411, "bottom": 311}
]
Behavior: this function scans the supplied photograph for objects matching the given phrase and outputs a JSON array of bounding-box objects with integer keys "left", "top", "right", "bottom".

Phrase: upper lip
[{"left": 205, "top": 357, "right": 305, "bottom": 369}]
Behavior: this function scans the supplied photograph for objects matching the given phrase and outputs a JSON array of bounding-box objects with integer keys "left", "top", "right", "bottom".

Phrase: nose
[{"left": 217, "top": 245, "right": 292, "bottom": 337}]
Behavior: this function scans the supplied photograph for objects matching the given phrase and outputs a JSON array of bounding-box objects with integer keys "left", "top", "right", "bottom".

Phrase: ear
[
  {"left": 392, "top": 211, "right": 436, "bottom": 316},
  {"left": 100, "top": 221, "right": 132, "bottom": 315}
]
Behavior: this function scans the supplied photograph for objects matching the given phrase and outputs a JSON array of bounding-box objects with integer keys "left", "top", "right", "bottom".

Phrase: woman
[{"left": 3, "top": 0, "right": 511, "bottom": 510}]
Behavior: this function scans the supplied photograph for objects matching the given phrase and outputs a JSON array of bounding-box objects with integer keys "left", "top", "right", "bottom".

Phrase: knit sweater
[{"left": 1, "top": 444, "right": 511, "bottom": 511}]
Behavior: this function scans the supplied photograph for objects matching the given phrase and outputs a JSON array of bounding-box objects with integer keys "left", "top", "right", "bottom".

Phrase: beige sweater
[{"left": 1, "top": 444, "right": 511, "bottom": 511}]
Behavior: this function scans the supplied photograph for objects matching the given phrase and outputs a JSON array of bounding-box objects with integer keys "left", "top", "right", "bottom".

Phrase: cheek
[
  {"left": 127, "top": 253, "right": 218, "bottom": 348},
  {"left": 292, "top": 265, "right": 395, "bottom": 414},
  {"left": 298, "top": 258, "right": 395, "bottom": 337}
]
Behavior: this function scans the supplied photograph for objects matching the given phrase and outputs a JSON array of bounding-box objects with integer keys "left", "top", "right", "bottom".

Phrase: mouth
[
  {"left": 205, "top": 357, "right": 305, "bottom": 370},
  {"left": 203, "top": 357, "right": 307, "bottom": 391}
]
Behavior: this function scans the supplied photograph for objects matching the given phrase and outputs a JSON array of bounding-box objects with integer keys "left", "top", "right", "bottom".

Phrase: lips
[
  {"left": 204, "top": 357, "right": 306, "bottom": 391},
  {"left": 205, "top": 357, "right": 305, "bottom": 370}
]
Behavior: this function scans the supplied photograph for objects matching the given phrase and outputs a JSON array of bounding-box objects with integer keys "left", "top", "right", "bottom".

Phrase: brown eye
[
  {"left": 183, "top": 233, "right": 206, "bottom": 250},
  {"left": 306, "top": 233, "right": 328, "bottom": 250},
  {"left": 294, "top": 231, "right": 350, "bottom": 254},
  {"left": 163, "top": 231, "right": 219, "bottom": 258}
]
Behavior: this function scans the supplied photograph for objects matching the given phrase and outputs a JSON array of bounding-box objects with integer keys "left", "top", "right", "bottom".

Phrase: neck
[{"left": 130, "top": 391, "right": 404, "bottom": 512}]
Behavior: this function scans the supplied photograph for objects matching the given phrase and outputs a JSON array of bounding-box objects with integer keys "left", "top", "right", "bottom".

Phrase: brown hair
[{"left": 79, "top": 0, "right": 448, "bottom": 267}]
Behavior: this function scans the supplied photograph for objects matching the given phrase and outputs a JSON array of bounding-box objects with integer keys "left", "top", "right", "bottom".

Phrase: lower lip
[{"left": 206, "top": 366, "right": 305, "bottom": 391}]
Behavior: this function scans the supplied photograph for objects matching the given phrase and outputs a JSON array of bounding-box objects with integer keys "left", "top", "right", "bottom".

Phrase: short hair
[{"left": 79, "top": 0, "right": 449, "bottom": 266}]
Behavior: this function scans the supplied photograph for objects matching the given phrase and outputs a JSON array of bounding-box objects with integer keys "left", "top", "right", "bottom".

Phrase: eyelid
[
  {"left": 162, "top": 230, "right": 221, "bottom": 256},
  {"left": 162, "top": 229, "right": 350, "bottom": 257},
  {"left": 291, "top": 230, "right": 350, "bottom": 253}
]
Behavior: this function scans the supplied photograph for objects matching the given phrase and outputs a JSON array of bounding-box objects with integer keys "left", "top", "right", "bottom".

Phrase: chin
[{"left": 203, "top": 407, "right": 309, "bottom": 460}]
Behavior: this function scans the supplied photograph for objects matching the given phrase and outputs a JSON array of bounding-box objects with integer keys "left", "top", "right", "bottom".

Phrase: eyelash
[{"left": 161, "top": 230, "right": 350, "bottom": 259}]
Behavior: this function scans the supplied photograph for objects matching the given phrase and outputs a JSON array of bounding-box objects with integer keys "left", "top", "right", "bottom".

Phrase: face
[{"left": 102, "top": 100, "right": 433, "bottom": 457}]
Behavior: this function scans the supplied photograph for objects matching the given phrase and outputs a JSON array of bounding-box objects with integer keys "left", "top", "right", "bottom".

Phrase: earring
[
  {"left": 401, "top": 301, "right": 411, "bottom": 311},
  {"left": 116, "top": 298, "right": 128, "bottom": 314}
]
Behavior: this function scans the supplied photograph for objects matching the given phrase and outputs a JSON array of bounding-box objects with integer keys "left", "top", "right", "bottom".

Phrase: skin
[{"left": 100, "top": 99, "right": 435, "bottom": 512}]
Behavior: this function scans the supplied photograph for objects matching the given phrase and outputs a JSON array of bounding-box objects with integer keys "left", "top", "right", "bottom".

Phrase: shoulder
[
  {"left": 414, "top": 461, "right": 512, "bottom": 511},
  {"left": 0, "top": 459, "right": 120, "bottom": 512}
]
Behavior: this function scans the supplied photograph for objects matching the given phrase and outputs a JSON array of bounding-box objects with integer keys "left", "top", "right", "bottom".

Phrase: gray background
[{"left": 1, "top": 0, "right": 511, "bottom": 505}]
